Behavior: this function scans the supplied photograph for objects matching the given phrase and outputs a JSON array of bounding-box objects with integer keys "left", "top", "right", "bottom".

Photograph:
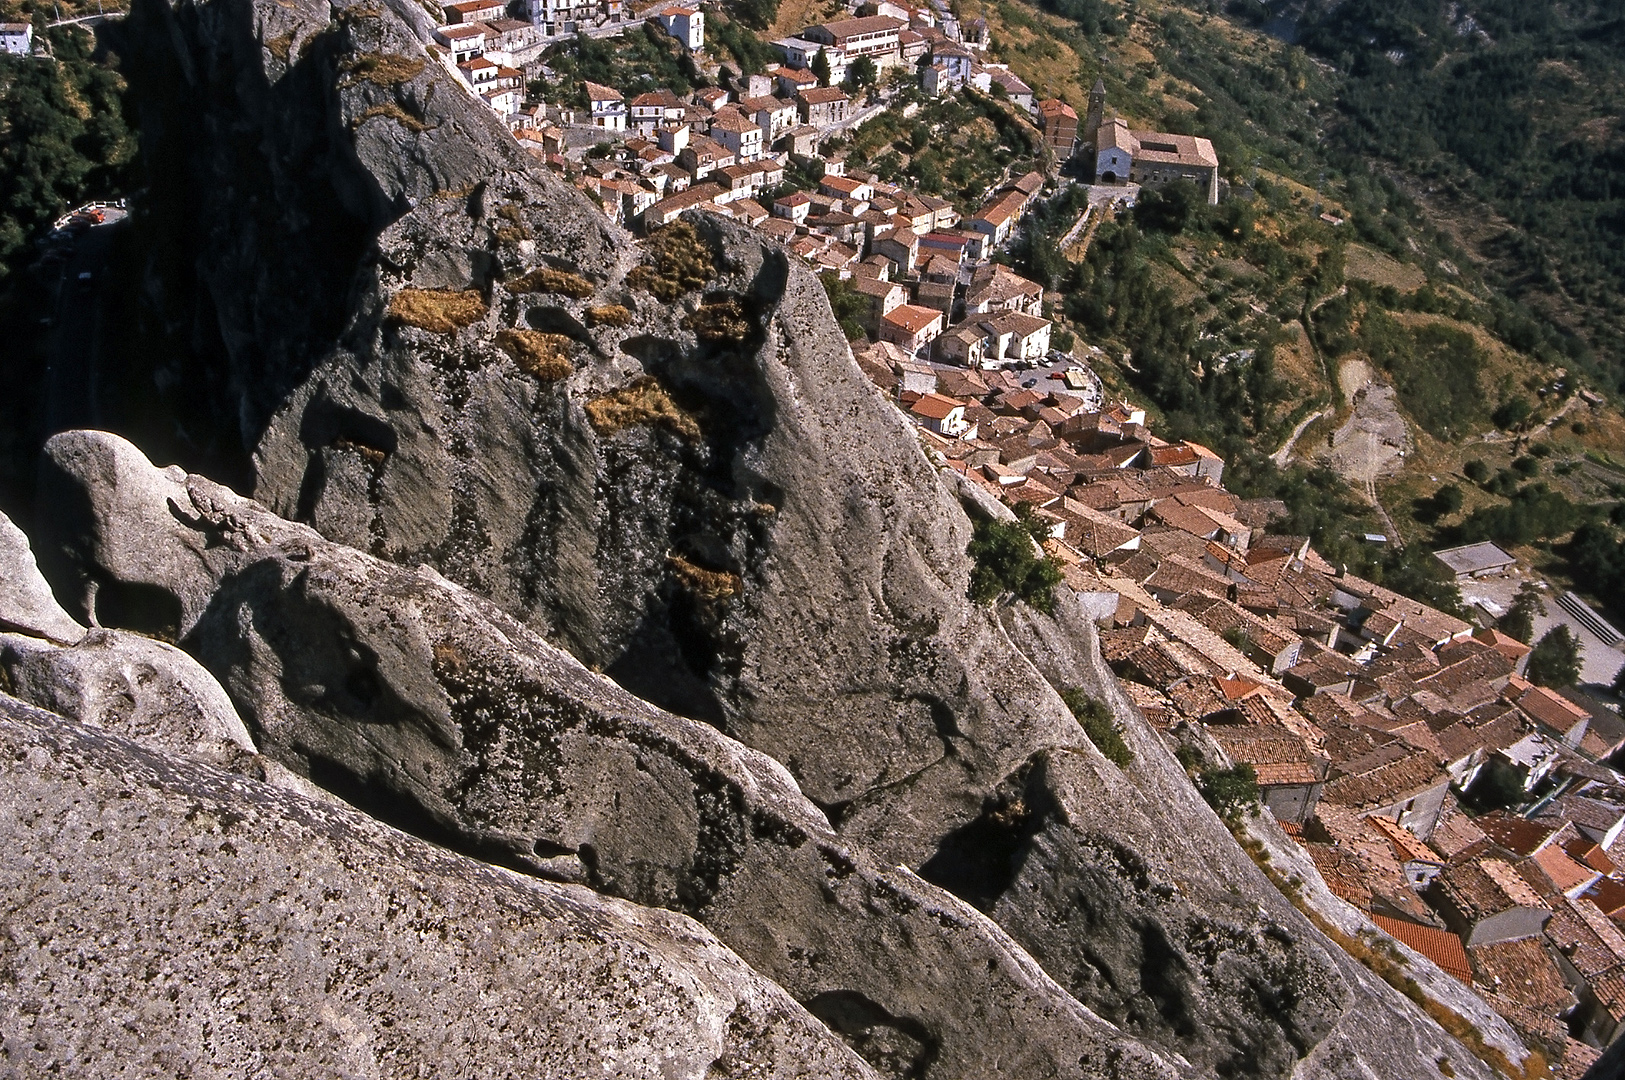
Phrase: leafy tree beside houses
[
  {"left": 811, "top": 47, "right": 831, "bottom": 88},
  {"left": 1526, "top": 626, "right": 1581, "bottom": 689}
]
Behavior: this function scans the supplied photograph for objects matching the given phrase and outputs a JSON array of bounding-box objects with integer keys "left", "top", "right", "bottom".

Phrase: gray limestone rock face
[
  {"left": 90, "top": 0, "right": 1527, "bottom": 1074},
  {"left": 36, "top": 431, "right": 1181, "bottom": 1080},
  {"left": 0, "top": 511, "right": 85, "bottom": 644},
  {"left": 0, "top": 692, "right": 881, "bottom": 1080}
]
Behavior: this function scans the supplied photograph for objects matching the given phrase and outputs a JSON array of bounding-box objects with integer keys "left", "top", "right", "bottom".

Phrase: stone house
[
  {"left": 798, "top": 87, "right": 851, "bottom": 128},
  {"left": 880, "top": 304, "right": 944, "bottom": 357},
  {"left": 849, "top": 276, "right": 908, "bottom": 336},
  {"left": 1429, "top": 857, "right": 1552, "bottom": 947},
  {"left": 585, "top": 82, "right": 627, "bottom": 131},
  {"left": 909, "top": 393, "right": 972, "bottom": 438}
]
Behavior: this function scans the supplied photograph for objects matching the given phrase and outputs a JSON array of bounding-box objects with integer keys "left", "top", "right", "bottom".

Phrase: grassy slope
[{"left": 958, "top": 0, "right": 1623, "bottom": 617}]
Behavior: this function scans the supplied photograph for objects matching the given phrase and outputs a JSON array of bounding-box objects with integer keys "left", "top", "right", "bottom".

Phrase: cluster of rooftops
[{"left": 854, "top": 344, "right": 1625, "bottom": 1070}]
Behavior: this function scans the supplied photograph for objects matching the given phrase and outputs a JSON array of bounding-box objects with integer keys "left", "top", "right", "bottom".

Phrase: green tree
[
  {"left": 1498, "top": 582, "right": 1546, "bottom": 644},
  {"left": 818, "top": 273, "right": 868, "bottom": 341},
  {"left": 845, "top": 55, "right": 877, "bottom": 90},
  {"left": 811, "top": 47, "right": 831, "bottom": 88},
  {"left": 1059, "top": 689, "right": 1133, "bottom": 767},
  {"left": 0, "top": 29, "right": 134, "bottom": 277},
  {"left": 966, "top": 512, "right": 1062, "bottom": 613},
  {"left": 1493, "top": 396, "right": 1534, "bottom": 431},
  {"left": 1526, "top": 625, "right": 1581, "bottom": 689},
  {"left": 1463, "top": 459, "right": 1490, "bottom": 484},
  {"left": 1132, "top": 180, "right": 1201, "bottom": 234}
]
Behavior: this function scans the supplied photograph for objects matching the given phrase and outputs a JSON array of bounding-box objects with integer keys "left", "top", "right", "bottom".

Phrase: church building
[{"left": 1083, "top": 79, "right": 1220, "bottom": 205}]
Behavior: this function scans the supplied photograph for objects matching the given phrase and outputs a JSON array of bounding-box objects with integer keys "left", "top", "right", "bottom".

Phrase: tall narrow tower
[{"left": 1085, "top": 77, "right": 1107, "bottom": 150}]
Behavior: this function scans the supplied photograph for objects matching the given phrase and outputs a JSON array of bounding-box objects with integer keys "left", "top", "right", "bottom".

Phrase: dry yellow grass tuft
[
  {"left": 585, "top": 378, "right": 700, "bottom": 440},
  {"left": 685, "top": 296, "right": 752, "bottom": 343},
  {"left": 355, "top": 101, "right": 432, "bottom": 132},
  {"left": 388, "top": 288, "right": 486, "bottom": 332},
  {"left": 496, "top": 329, "right": 574, "bottom": 380},
  {"left": 510, "top": 266, "right": 596, "bottom": 298},
  {"left": 340, "top": 52, "right": 425, "bottom": 87},
  {"left": 627, "top": 221, "right": 715, "bottom": 301},
  {"left": 264, "top": 32, "right": 294, "bottom": 63},
  {"left": 586, "top": 304, "right": 634, "bottom": 327},
  {"left": 667, "top": 554, "right": 742, "bottom": 601}
]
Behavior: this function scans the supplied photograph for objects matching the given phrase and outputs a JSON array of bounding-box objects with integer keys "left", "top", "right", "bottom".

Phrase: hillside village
[
  {"left": 416, "top": 0, "right": 1227, "bottom": 371},
  {"left": 855, "top": 336, "right": 1625, "bottom": 1073},
  {"left": 416, "top": 2, "right": 1625, "bottom": 1071}
]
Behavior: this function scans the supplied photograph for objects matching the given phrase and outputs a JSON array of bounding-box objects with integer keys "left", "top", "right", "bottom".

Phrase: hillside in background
[{"left": 945, "top": 0, "right": 1625, "bottom": 627}]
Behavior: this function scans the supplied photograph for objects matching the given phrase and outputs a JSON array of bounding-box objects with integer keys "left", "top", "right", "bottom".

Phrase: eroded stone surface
[{"left": 0, "top": 692, "right": 880, "bottom": 1080}]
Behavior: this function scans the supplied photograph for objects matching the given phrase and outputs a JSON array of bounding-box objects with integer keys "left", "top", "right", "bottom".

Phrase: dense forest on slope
[
  {"left": 0, "top": 18, "right": 135, "bottom": 508},
  {"left": 1278, "top": 0, "right": 1625, "bottom": 393}
]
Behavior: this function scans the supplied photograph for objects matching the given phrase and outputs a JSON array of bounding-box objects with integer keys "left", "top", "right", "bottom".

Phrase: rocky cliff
[{"left": 2, "top": 0, "right": 1542, "bottom": 1074}]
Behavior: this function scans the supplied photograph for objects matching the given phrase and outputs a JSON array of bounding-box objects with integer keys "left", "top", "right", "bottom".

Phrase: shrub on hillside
[
  {"left": 966, "top": 513, "right": 1062, "bottom": 613},
  {"left": 1060, "top": 689, "right": 1133, "bottom": 767}
]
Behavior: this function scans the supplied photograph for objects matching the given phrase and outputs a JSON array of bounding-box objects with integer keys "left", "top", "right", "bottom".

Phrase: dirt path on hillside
[{"left": 1326, "top": 361, "right": 1410, "bottom": 484}]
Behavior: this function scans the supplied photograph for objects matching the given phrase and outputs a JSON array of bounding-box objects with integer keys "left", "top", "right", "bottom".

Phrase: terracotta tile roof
[
  {"left": 1441, "top": 857, "right": 1550, "bottom": 922},
  {"left": 1517, "top": 685, "right": 1592, "bottom": 734},
  {"left": 1468, "top": 937, "right": 1575, "bottom": 1015},
  {"left": 1431, "top": 800, "right": 1489, "bottom": 859},
  {"left": 1584, "top": 875, "right": 1625, "bottom": 919},
  {"left": 1373, "top": 914, "right": 1473, "bottom": 983},
  {"left": 1322, "top": 744, "right": 1447, "bottom": 812},
  {"left": 1369, "top": 815, "right": 1441, "bottom": 865},
  {"left": 797, "top": 86, "right": 850, "bottom": 106},
  {"left": 1477, "top": 811, "right": 1570, "bottom": 857},
  {"left": 1564, "top": 838, "right": 1615, "bottom": 875},
  {"left": 882, "top": 304, "right": 942, "bottom": 335},
  {"left": 1544, "top": 896, "right": 1625, "bottom": 979},
  {"left": 1527, "top": 844, "right": 1597, "bottom": 897}
]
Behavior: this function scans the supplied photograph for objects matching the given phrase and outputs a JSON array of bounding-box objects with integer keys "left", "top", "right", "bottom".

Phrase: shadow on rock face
[
  {"left": 918, "top": 753, "right": 1055, "bottom": 912},
  {"left": 805, "top": 990, "right": 940, "bottom": 1080}
]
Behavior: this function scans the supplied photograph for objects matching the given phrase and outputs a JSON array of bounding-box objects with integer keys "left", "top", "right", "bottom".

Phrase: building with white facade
[{"left": 1, "top": 22, "right": 33, "bottom": 55}]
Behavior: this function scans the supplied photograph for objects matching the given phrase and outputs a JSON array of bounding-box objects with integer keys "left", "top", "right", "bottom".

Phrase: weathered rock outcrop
[
  {"left": 74, "top": 0, "right": 1528, "bottom": 1074},
  {"left": 0, "top": 509, "right": 255, "bottom": 762},
  {"left": 37, "top": 430, "right": 1181, "bottom": 1080},
  {"left": 0, "top": 692, "right": 880, "bottom": 1080}
]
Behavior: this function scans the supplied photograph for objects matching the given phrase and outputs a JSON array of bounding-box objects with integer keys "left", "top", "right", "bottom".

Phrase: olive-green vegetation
[
  {"left": 0, "top": 23, "right": 135, "bottom": 510},
  {"left": 819, "top": 274, "right": 868, "bottom": 341},
  {"left": 708, "top": 13, "right": 777, "bottom": 77},
  {"left": 1060, "top": 689, "right": 1132, "bottom": 767},
  {"left": 1286, "top": 0, "right": 1625, "bottom": 395},
  {"left": 1176, "top": 745, "right": 1259, "bottom": 826},
  {"left": 0, "top": 25, "right": 134, "bottom": 279},
  {"left": 829, "top": 89, "right": 1043, "bottom": 213},
  {"left": 966, "top": 511, "right": 1062, "bottom": 613},
  {"left": 534, "top": 25, "right": 705, "bottom": 104},
  {"left": 1525, "top": 625, "right": 1581, "bottom": 689}
]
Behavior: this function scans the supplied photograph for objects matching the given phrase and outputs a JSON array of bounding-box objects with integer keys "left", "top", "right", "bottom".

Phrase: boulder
[
  {"left": 0, "top": 510, "right": 84, "bottom": 644},
  {"left": 0, "top": 629, "right": 255, "bottom": 759},
  {"left": 37, "top": 431, "right": 1179, "bottom": 1080},
  {"left": 0, "top": 691, "right": 880, "bottom": 1080},
  {"left": 0, "top": 508, "right": 255, "bottom": 762}
]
